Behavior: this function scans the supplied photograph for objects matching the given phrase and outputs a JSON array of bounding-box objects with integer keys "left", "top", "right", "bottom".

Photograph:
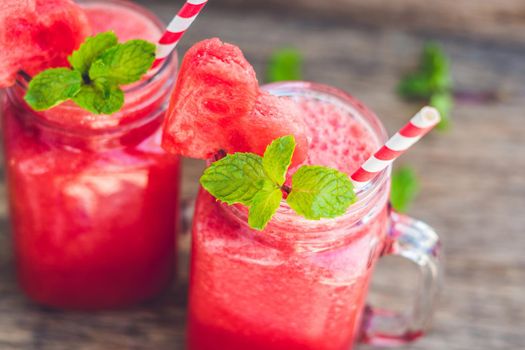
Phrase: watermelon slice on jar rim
[
  {"left": 0, "top": 0, "right": 91, "bottom": 88},
  {"left": 162, "top": 38, "right": 308, "bottom": 166}
]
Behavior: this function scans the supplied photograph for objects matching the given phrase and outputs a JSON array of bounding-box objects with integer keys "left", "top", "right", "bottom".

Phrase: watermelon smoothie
[
  {"left": 0, "top": 0, "right": 180, "bottom": 309},
  {"left": 188, "top": 82, "right": 391, "bottom": 349}
]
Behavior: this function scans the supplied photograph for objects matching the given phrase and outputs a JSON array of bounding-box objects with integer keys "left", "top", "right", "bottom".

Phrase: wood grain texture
[
  {"left": 1, "top": 3, "right": 524, "bottom": 349},
  {"left": 215, "top": 0, "right": 525, "bottom": 45}
]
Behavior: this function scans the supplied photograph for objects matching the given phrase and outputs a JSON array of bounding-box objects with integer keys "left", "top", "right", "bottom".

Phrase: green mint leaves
[
  {"left": 88, "top": 40, "right": 157, "bottom": 85},
  {"left": 200, "top": 136, "right": 356, "bottom": 231},
  {"left": 266, "top": 48, "right": 303, "bottom": 83},
  {"left": 25, "top": 31, "right": 156, "bottom": 115},
  {"left": 398, "top": 42, "right": 453, "bottom": 130},
  {"left": 68, "top": 31, "right": 119, "bottom": 73},
  {"left": 200, "top": 137, "right": 294, "bottom": 231},
  {"left": 390, "top": 166, "right": 420, "bottom": 213},
  {"left": 72, "top": 82, "right": 124, "bottom": 115},
  {"left": 200, "top": 153, "right": 268, "bottom": 206},
  {"left": 287, "top": 166, "right": 356, "bottom": 220},
  {"left": 430, "top": 91, "right": 453, "bottom": 130},
  {"left": 24, "top": 68, "right": 83, "bottom": 110},
  {"left": 395, "top": 44, "right": 439, "bottom": 209},
  {"left": 248, "top": 184, "right": 283, "bottom": 230},
  {"left": 262, "top": 135, "right": 295, "bottom": 185},
  {"left": 398, "top": 43, "right": 451, "bottom": 98}
]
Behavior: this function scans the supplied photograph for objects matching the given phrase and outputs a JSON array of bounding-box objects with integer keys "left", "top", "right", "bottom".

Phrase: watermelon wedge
[
  {"left": 0, "top": 0, "right": 91, "bottom": 88},
  {"left": 162, "top": 38, "right": 308, "bottom": 165}
]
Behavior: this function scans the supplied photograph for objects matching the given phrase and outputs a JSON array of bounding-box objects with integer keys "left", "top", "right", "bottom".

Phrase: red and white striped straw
[
  {"left": 152, "top": 0, "right": 209, "bottom": 69},
  {"left": 351, "top": 106, "right": 441, "bottom": 190}
]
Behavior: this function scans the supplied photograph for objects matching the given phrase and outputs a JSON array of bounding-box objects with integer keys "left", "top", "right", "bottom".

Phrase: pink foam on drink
[
  {"left": 287, "top": 97, "right": 377, "bottom": 180},
  {"left": 83, "top": 1, "right": 161, "bottom": 42}
]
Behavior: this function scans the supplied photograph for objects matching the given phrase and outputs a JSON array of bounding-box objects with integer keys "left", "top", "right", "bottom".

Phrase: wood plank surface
[
  {"left": 0, "top": 2, "right": 524, "bottom": 349},
  {"left": 216, "top": 0, "right": 525, "bottom": 45}
]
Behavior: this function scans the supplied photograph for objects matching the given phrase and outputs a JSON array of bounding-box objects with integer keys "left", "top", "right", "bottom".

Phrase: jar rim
[
  {"left": 8, "top": 0, "right": 177, "bottom": 137},
  {"left": 221, "top": 81, "right": 391, "bottom": 234},
  {"left": 79, "top": 0, "right": 171, "bottom": 95}
]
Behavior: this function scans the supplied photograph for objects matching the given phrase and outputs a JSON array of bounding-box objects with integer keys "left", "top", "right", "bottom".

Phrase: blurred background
[{"left": 0, "top": 0, "right": 524, "bottom": 349}]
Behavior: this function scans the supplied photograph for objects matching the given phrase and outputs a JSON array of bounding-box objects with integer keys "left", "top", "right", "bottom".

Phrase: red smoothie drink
[
  {"left": 159, "top": 38, "right": 440, "bottom": 349},
  {"left": 1, "top": 0, "right": 180, "bottom": 309},
  {"left": 188, "top": 82, "right": 388, "bottom": 349}
]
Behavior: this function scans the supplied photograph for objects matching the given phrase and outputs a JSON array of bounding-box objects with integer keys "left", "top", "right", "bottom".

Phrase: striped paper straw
[
  {"left": 351, "top": 106, "right": 441, "bottom": 190},
  {"left": 152, "top": 0, "right": 209, "bottom": 69}
]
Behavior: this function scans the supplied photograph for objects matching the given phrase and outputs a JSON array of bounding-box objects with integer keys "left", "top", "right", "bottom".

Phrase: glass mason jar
[
  {"left": 0, "top": 1, "right": 179, "bottom": 310},
  {"left": 187, "top": 82, "right": 441, "bottom": 349}
]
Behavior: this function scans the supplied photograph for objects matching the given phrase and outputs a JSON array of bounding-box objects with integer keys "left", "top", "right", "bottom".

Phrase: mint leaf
[
  {"left": 262, "top": 135, "right": 295, "bottom": 186},
  {"left": 89, "top": 40, "right": 156, "bottom": 85},
  {"left": 24, "top": 34, "right": 156, "bottom": 115},
  {"left": 200, "top": 137, "right": 296, "bottom": 231},
  {"left": 430, "top": 91, "right": 453, "bottom": 130},
  {"left": 422, "top": 43, "right": 452, "bottom": 92},
  {"left": 24, "top": 68, "right": 82, "bottom": 111},
  {"left": 287, "top": 166, "right": 356, "bottom": 220},
  {"left": 266, "top": 48, "right": 303, "bottom": 83},
  {"left": 72, "top": 82, "right": 124, "bottom": 115},
  {"left": 200, "top": 153, "right": 268, "bottom": 206},
  {"left": 390, "top": 166, "right": 420, "bottom": 213},
  {"left": 200, "top": 137, "right": 358, "bottom": 230},
  {"left": 68, "top": 31, "right": 118, "bottom": 74},
  {"left": 398, "top": 42, "right": 452, "bottom": 99},
  {"left": 398, "top": 42, "right": 454, "bottom": 132},
  {"left": 248, "top": 183, "right": 283, "bottom": 230},
  {"left": 398, "top": 72, "right": 433, "bottom": 99}
]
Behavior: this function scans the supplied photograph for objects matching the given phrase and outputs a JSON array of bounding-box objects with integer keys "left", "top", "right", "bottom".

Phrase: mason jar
[
  {"left": 187, "top": 82, "right": 441, "bottom": 349},
  {"left": 0, "top": 0, "right": 180, "bottom": 310}
]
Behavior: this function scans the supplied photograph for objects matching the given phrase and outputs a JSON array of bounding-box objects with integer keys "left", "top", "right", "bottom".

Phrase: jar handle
[{"left": 360, "top": 211, "right": 442, "bottom": 345}]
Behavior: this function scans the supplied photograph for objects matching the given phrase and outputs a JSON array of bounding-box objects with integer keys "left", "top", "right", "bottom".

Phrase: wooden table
[{"left": 1, "top": 2, "right": 524, "bottom": 349}]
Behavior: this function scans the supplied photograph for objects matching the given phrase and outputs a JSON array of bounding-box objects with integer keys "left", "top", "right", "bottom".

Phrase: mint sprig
[
  {"left": 430, "top": 91, "right": 453, "bottom": 131},
  {"left": 24, "top": 68, "right": 82, "bottom": 110},
  {"left": 24, "top": 31, "right": 156, "bottom": 115},
  {"left": 200, "top": 136, "right": 357, "bottom": 230},
  {"left": 398, "top": 42, "right": 453, "bottom": 130},
  {"left": 89, "top": 40, "right": 156, "bottom": 85},
  {"left": 390, "top": 166, "right": 420, "bottom": 213},
  {"left": 72, "top": 82, "right": 124, "bottom": 115},
  {"left": 200, "top": 153, "right": 268, "bottom": 206},
  {"left": 266, "top": 48, "right": 303, "bottom": 83},
  {"left": 262, "top": 134, "right": 295, "bottom": 185},
  {"left": 248, "top": 183, "right": 283, "bottom": 230},
  {"left": 68, "top": 31, "right": 118, "bottom": 74},
  {"left": 287, "top": 166, "right": 356, "bottom": 220}
]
